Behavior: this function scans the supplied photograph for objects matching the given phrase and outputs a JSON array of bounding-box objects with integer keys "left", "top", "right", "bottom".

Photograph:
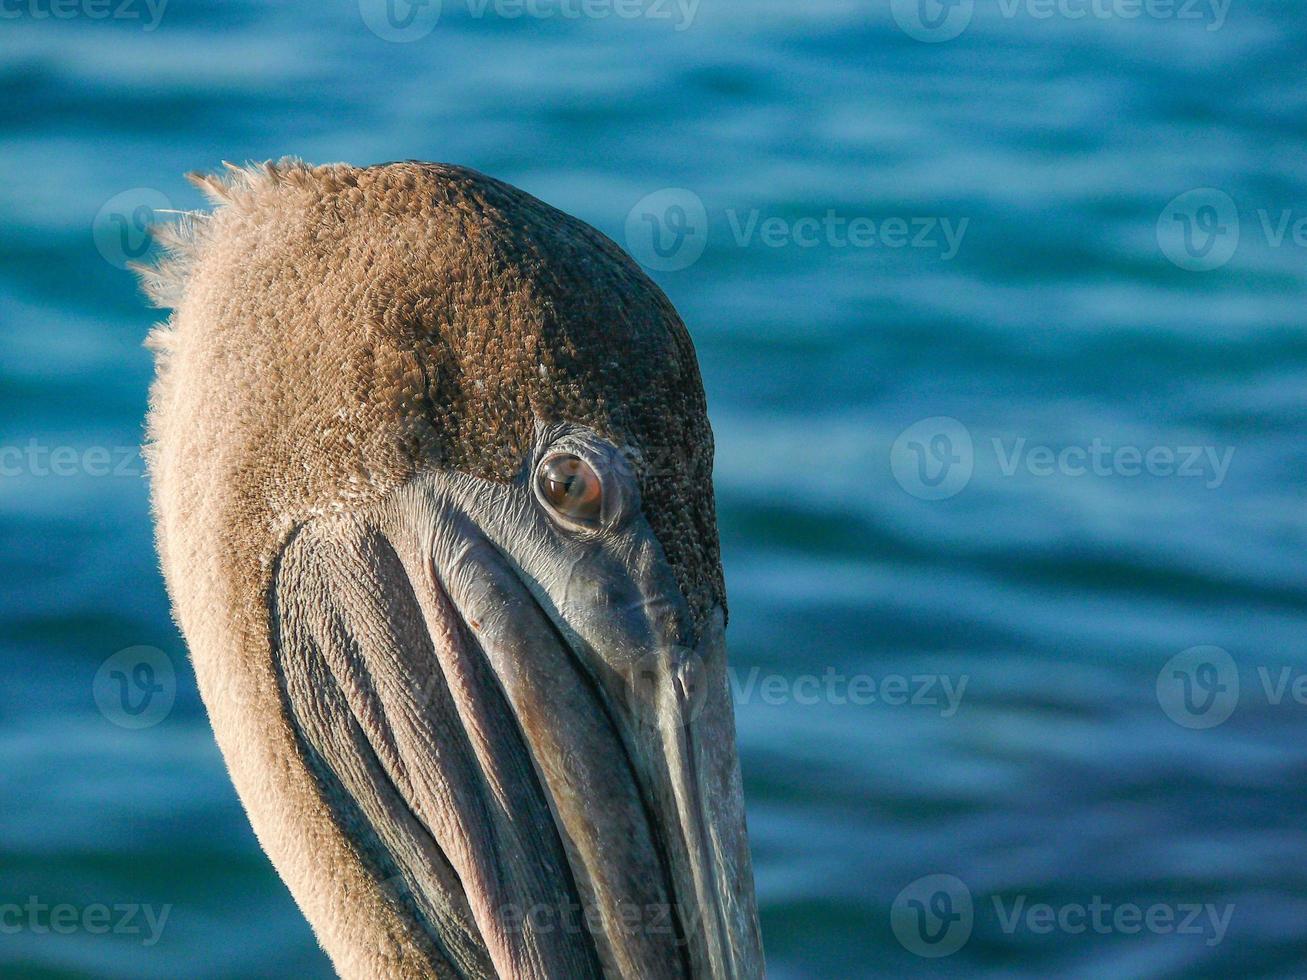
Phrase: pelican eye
[{"left": 537, "top": 453, "right": 604, "bottom": 524}]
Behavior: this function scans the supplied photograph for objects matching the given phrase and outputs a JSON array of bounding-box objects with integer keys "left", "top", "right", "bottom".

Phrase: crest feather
[{"left": 131, "top": 157, "right": 314, "bottom": 309}]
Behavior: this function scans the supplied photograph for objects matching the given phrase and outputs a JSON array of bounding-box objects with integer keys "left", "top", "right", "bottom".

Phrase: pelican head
[{"left": 136, "top": 160, "right": 763, "bottom": 979}]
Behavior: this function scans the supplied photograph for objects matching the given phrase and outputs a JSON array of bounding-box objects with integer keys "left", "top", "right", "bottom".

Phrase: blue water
[{"left": 3, "top": 1, "right": 1306, "bottom": 976}]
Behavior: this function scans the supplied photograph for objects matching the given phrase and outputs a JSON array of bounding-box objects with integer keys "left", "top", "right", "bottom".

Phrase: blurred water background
[{"left": 3, "top": 0, "right": 1306, "bottom": 976}]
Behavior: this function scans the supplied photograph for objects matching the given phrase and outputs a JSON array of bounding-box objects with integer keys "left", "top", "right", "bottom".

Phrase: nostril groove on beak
[{"left": 672, "top": 652, "right": 695, "bottom": 706}]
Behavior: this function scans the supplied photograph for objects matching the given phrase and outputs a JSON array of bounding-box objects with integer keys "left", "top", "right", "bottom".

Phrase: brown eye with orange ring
[{"left": 537, "top": 453, "right": 604, "bottom": 524}]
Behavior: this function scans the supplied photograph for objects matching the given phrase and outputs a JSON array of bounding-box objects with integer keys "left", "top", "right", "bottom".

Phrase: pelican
[{"left": 135, "top": 160, "right": 764, "bottom": 979}]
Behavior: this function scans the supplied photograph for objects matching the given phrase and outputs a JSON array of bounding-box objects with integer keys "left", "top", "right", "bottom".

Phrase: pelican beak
[
  {"left": 274, "top": 464, "right": 764, "bottom": 979},
  {"left": 607, "top": 607, "right": 762, "bottom": 980}
]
